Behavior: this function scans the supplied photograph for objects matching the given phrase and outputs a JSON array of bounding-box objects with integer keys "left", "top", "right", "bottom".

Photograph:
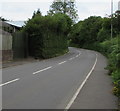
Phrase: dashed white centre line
[
  {"left": 0, "top": 78, "right": 20, "bottom": 87},
  {"left": 33, "top": 66, "right": 52, "bottom": 75},
  {"left": 58, "top": 61, "right": 67, "bottom": 65},
  {"left": 76, "top": 55, "right": 79, "bottom": 58},
  {"left": 69, "top": 57, "right": 75, "bottom": 60},
  {"left": 69, "top": 58, "right": 72, "bottom": 60}
]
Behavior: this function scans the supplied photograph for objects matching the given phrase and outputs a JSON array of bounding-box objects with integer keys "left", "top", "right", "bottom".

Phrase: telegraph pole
[{"left": 111, "top": 0, "right": 113, "bottom": 40}]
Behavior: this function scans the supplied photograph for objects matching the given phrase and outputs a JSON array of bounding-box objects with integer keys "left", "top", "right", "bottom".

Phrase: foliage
[
  {"left": 69, "top": 12, "right": 120, "bottom": 97},
  {"left": 112, "top": 11, "right": 120, "bottom": 36},
  {"left": 0, "top": 17, "right": 8, "bottom": 21},
  {"left": 113, "top": 80, "right": 120, "bottom": 97},
  {"left": 97, "top": 18, "right": 111, "bottom": 42},
  {"left": 99, "top": 35, "right": 120, "bottom": 97},
  {"left": 97, "top": 28, "right": 110, "bottom": 42},
  {"left": 23, "top": 13, "right": 72, "bottom": 58},
  {"left": 48, "top": 0, "right": 78, "bottom": 22},
  {"left": 69, "top": 16, "right": 102, "bottom": 47},
  {"left": 32, "top": 9, "right": 42, "bottom": 18}
]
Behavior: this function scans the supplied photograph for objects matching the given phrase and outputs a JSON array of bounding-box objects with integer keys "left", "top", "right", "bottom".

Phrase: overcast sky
[{"left": 0, "top": 0, "right": 120, "bottom": 21}]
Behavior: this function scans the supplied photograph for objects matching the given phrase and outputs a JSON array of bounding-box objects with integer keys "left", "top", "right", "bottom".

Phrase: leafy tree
[
  {"left": 69, "top": 13, "right": 120, "bottom": 97},
  {"left": 32, "top": 9, "right": 42, "bottom": 18},
  {"left": 112, "top": 11, "right": 120, "bottom": 35},
  {"left": 48, "top": 0, "right": 78, "bottom": 22},
  {"left": 97, "top": 12, "right": 120, "bottom": 42},
  {"left": 97, "top": 18, "right": 111, "bottom": 42},
  {"left": 23, "top": 13, "right": 72, "bottom": 58},
  {"left": 69, "top": 16, "right": 102, "bottom": 47},
  {"left": 0, "top": 17, "right": 7, "bottom": 21},
  {"left": 97, "top": 28, "right": 110, "bottom": 42}
]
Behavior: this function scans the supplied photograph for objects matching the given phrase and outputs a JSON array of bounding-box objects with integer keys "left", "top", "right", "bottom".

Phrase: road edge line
[{"left": 65, "top": 54, "right": 98, "bottom": 110}]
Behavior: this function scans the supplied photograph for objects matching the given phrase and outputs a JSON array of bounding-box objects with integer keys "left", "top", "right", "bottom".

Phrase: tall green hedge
[{"left": 23, "top": 13, "right": 72, "bottom": 58}]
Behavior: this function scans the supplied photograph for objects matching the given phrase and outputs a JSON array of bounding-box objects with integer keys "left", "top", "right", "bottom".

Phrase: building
[
  {"left": 0, "top": 20, "right": 25, "bottom": 61},
  {"left": 2, "top": 21, "right": 25, "bottom": 33}
]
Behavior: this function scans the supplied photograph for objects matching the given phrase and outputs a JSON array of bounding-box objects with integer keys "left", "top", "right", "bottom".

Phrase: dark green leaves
[
  {"left": 48, "top": 0, "right": 78, "bottom": 22},
  {"left": 23, "top": 13, "right": 72, "bottom": 58}
]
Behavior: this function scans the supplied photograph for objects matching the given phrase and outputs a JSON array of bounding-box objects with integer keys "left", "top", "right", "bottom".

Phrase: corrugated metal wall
[
  {"left": 0, "top": 29, "right": 13, "bottom": 61},
  {"left": 12, "top": 32, "right": 28, "bottom": 59}
]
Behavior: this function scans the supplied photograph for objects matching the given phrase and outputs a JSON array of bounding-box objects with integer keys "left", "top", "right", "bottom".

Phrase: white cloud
[
  {"left": 1, "top": 0, "right": 53, "bottom": 3},
  {"left": 76, "top": 0, "right": 119, "bottom": 3},
  {"left": 76, "top": 0, "right": 119, "bottom": 20},
  {"left": 1, "top": 2, "right": 51, "bottom": 20},
  {"left": 0, "top": 0, "right": 119, "bottom": 21}
]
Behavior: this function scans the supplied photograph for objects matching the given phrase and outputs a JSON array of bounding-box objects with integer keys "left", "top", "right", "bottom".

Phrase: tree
[
  {"left": 23, "top": 13, "right": 71, "bottom": 58},
  {"left": 69, "top": 16, "right": 102, "bottom": 47},
  {"left": 48, "top": 0, "right": 78, "bottom": 22},
  {"left": 32, "top": 9, "right": 42, "bottom": 18},
  {"left": 112, "top": 11, "right": 120, "bottom": 35},
  {"left": 0, "top": 17, "right": 7, "bottom": 21}
]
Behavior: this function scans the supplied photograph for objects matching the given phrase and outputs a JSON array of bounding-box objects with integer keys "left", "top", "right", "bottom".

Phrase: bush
[
  {"left": 97, "top": 28, "right": 110, "bottom": 42},
  {"left": 69, "top": 14, "right": 120, "bottom": 98},
  {"left": 112, "top": 70, "right": 120, "bottom": 82},
  {"left": 99, "top": 35, "right": 120, "bottom": 97},
  {"left": 69, "top": 16, "right": 102, "bottom": 47},
  {"left": 23, "top": 13, "right": 72, "bottom": 58},
  {"left": 113, "top": 80, "right": 120, "bottom": 97}
]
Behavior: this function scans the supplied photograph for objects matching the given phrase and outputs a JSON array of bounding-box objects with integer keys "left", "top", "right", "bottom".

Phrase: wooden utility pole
[{"left": 111, "top": 0, "right": 113, "bottom": 40}]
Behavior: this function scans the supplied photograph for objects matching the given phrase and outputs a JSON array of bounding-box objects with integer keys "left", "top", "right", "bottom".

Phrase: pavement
[
  {"left": 1, "top": 47, "right": 118, "bottom": 110},
  {"left": 2, "top": 57, "right": 40, "bottom": 69},
  {"left": 70, "top": 50, "right": 117, "bottom": 110}
]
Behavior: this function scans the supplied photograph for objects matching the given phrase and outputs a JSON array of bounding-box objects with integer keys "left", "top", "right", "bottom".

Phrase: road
[{"left": 1, "top": 47, "right": 118, "bottom": 109}]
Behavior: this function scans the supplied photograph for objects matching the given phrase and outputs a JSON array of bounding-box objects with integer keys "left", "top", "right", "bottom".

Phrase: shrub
[
  {"left": 113, "top": 80, "right": 120, "bottom": 97},
  {"left": 23, "top": 13, "right": 72, "bottom": 58}
]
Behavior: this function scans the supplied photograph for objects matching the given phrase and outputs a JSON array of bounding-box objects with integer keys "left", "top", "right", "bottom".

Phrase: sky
[{"left": 0, "top": 0, "right": 120, "bottom": 21}]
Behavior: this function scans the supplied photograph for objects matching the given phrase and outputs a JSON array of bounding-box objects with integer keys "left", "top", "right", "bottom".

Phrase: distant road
[{"left": 2, "top": 47, "right": 117, "bottom": 109}]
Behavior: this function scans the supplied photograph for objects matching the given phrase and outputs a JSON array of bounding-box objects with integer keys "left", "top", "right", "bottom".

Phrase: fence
[
  {"left": 0, "top": 29, "right": 13, "bottom": 61},
  {"left": 0, "top": 30, "right": 29, "bottom": 61},
  {"left": 12, "top": 31, "right": 28, "bottom": 59}
]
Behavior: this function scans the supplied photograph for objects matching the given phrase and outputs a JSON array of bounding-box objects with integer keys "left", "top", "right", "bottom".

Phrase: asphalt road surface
[{"left": 1, "top": 47, "right": 118, "bottom": 109}]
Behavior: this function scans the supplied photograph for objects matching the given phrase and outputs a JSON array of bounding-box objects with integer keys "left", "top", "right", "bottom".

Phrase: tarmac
[
  {"left": 1, "top": 57, "right": 40, "bottom": 69},
  {"left": 1, "top": 50, "right": 119, "bottom": 110}
]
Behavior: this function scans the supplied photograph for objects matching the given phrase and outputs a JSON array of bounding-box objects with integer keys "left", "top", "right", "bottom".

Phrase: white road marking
[
  {"left": 58, "top": 61, "right": 67, "bottom": 65},
  {"left": 0, "top": 78, "right": 20, "bottom": 87},
  {"left": 33, "top": 66, "right": 52, "bottom": 75},
  {"left": 69, "top": 58, "right": 73, "bottom": 60},
  {"left": 76, "top": 55, "right": 79, "bottom": 58},
  {"left": 65, "top": 54, "right": 98, "bottom": 110},
  {"left": 69, "top": 57, "right": 75, "bottom": 60},
  {"left": 78, "top": 51, "right": 81, "bottom": 56},
  {"left": 69, "top": 52, "right": 81, "bottom": 60}
]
